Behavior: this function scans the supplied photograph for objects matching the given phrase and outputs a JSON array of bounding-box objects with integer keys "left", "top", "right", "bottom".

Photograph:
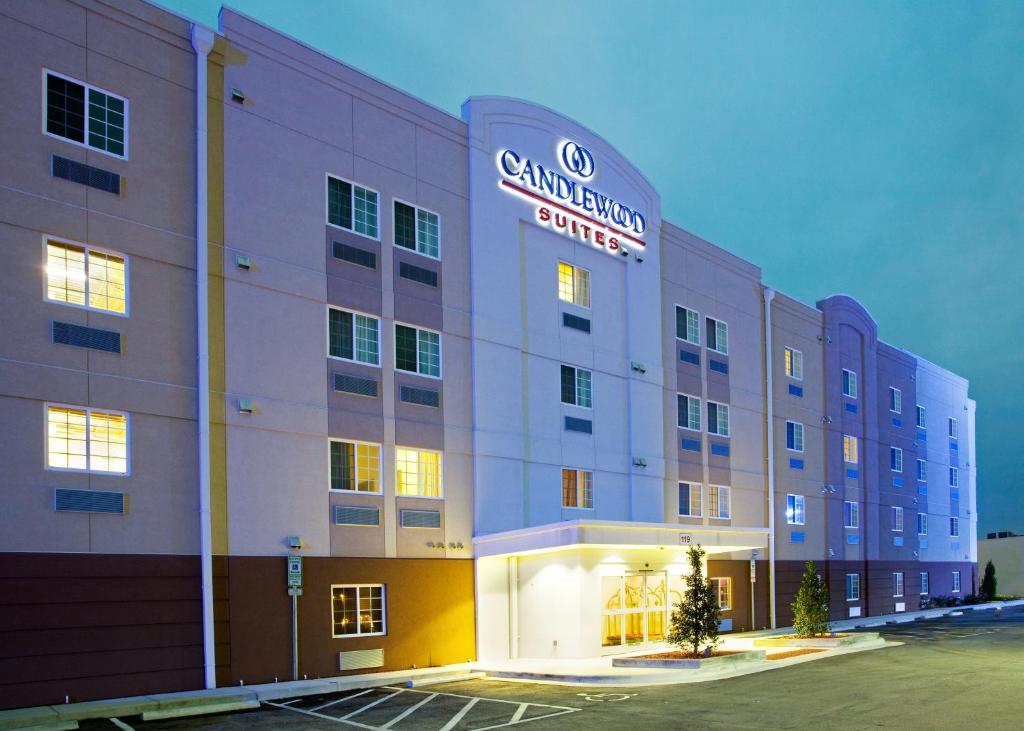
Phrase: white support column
[{"left": 763, "top": 286, "right": 777, "bottom": 629}]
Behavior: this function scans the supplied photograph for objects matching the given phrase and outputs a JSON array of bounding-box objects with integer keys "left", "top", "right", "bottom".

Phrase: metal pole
[{"left": 291, "top": 593, "right": 298, "bottom": 681}]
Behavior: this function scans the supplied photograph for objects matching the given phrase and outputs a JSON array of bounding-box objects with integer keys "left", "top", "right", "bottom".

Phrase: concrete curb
[{"left": 612, "top": 649, "right": 766, "bottom": 669}]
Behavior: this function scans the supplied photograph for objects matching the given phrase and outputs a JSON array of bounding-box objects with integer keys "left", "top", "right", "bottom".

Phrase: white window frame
[
  {"left": 844, "top": 500, "right": 860, "bottom": 529},
  {"left": 892, "top": 506, "right": 904, "bottom": 532},
  {"left": 842, "top": 368, "right": 858, "bottom": 399},
  {"left": 394, "top": 446, "right": 443, "bottom": 499},
  {"left": 710, "top": 577, "right": 732, "bottom": 610},
  {"left": 893, "top": 571, "right": 904, "bottom": 598},
  {"left": 920, "top": 572, "right": 930, "bottom": 595},
  {"left": 786, "top": 421, "right": 804, "bottom": 452},
  {"left": 916, "top": 405, "right": 926, "bottom": 429},
  {"left": 950, "top": 516, "right": 959, "bottom": 538},
  {"left": 326, "top": 173, "right": 381, "bottom": 241},
  {"left": 917, "top": 459, "right": 927, "bottom": 482},
  {"left": 709, "top": 485, "right": 731, "bottom": 519},
  {"left": 786, "top": 494, "right": 805, "bottom": 525},
  {"left": 952, "top": 571, "right": 961, "bottom": 593},
  {"left": 706, "top": 316, "right": 728, "bottom": 355},
  {"left": 675, "top": 305, "right": 699, "bottom": 345},
  {"left": 42, "top": 69, "right": 130, "bottom": 159},
  {"left": 677, "top": 393, "right": 701, "bottom": 432},
  {"left": 784, "top": 347, "right": 803, "bottom": 380},
  {"left": 843, "top": 434, "right": 859, "bottom": 464},
  {"left": 562, "top": 467, "right": 594, "bottom": 510},
  {"left": 394, "top": 322, "right": 442, "bottom": 379},
  {"left": 393, "top": 197, "right": 442, "bottom": 260},
  {"left": 918, "top": 512, "right": 928, "bottom": 535},
  {"left": 330, "top": 583, "right": 386, "bottom": 638},
  {"left": 949, "top": 467, "right": 959, "bottom": 488},
  {"left": 43, "top": 236, "right": 131, "bottom": 317},
  {"left": 558, "top": 261, "right": 591, "bottom": 308},
  {"left": 561, "top": 364, "right": 593, "bottom": 409},
  {"left": 327, "top": 438, "right": 383, "bottom": 495},
  {"left": 890, "top": 446, "right": 903, "bottom": 473},
  {"left": 948, "top": 417, "right": 958, "bottom": 439},
  {"left": 707, "top": 401, "right": 730, "bottom": 437},
  {"left": 45, "top": 402, "right": 130, "bottom": 475},
  {"left": 327, "top": 306, "right": 381, "bottom": 367},
  {"left": 846, "top": 573, "right": 860, "bottom": 601},
  {"left": 678, "top": 482, "right": 702, "bottom": 518},
  {"left": 889, "top": 387, "right": 902, "bottom": 414}
]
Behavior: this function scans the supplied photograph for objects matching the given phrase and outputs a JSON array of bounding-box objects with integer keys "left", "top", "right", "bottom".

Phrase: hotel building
[{"left": 0, "top": 0, "right": 977, "bottom": 708}]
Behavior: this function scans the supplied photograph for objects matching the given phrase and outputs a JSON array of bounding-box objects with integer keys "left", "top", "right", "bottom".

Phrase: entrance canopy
[{"left": 473, "top": 519, "right": 769, "bottom": 559}]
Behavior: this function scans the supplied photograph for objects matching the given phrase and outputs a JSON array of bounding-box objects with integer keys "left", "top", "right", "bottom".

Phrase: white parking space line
[
  {"left": 110, "top": 719, "right": 135, "bottom": 731},
  {"left": 509, "top": 704, "right": 528, "bottom": 723},
  {"left": 438, "top": 697, "right": 480, "bottom": 731},
  {"left": 263, "top": 700, "right": 379, "bottom": 729},
  {"left": 340, "top": 689, "right": 404, "bottom": 720},
  {"left": 379, "top": 691, "right": 437, "bottom": 729},
  {"left": 311, "top": 688, "right": 375, "bottom": 712}
]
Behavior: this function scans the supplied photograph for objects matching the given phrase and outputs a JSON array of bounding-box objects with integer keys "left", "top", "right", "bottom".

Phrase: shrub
[
  {"left": 667, "top": 545, "right": 721, "bottom": 657},
  {"left": 791, "top": 561, "right": 831, "bottom": 637},
  {"left": 980, "top": 561, "right": 997, "bottom": 600}
]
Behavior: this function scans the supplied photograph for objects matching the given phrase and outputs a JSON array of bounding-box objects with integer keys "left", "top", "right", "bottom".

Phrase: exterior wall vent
[
  {"left": 52, "top": 155, "right": 121, "bottom": 195},
  {"left": 399, "top": 385, "right": 440, "bottom": 407},
  {"left": 333, "top": 505, "right": 380, "bottom": 526},
  {"left": 562, "top": 313, "right": 591, "bottom": 333},
  {"left": 333, "top": 373, "right": 379, "bottom": 397},
  {"left": 54, "top": 488, "right": 125, "bottom": 514},
  {"left": 339, "top": 648, "right": 383, "bottom": 671},
  {"left": 400, "top": 509, "right": 441, "bottom": 529},
  {"left": 333, "top": 241, "right": 377, "bottom": 269},
  {"left": 398, "top": 261, "right": 438, "bottom": 287},
  {"left": 564, "top": 416, "right": 593, "bottom": 434},
  {"left": 52, "top": 321, "right": 121, "bottom": 353}
]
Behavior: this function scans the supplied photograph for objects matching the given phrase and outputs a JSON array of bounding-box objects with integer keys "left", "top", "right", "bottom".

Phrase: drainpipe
[
  {"left": 191, "top": 23, "right": 216, "bottom": 690},
  {"left": 762, "top": 287, "right": 777, "bottom": 629}
]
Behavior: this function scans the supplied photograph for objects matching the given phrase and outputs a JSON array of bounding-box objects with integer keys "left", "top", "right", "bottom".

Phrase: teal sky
[{"left": 164, "top": 0, "right": 1023, "bottom": 536}]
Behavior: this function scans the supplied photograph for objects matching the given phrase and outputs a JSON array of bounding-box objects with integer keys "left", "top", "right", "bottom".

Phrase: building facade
[{"left": 0, "top": 0, "right": 977, "bottom": 708}]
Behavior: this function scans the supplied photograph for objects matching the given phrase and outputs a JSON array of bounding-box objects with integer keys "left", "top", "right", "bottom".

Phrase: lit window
[
  {"left": 328, "top": 175, "right": 378, "bottom": 238},
  {"left": 889, "top": 387, "right": 902, "bottom": 414},
  {"left": 558, "top": 262, "right": 590, "bottom": 307},
  {"left": 846, "top": 573, "right": 860, "bottom": 601},
  {"left": 328, "top": 308, "right": 380, "bottom": 365},
  {"left": 949, "top": 468, "right": 959, "bottom": 488},
  {"left": 329, "top": 439, "right": 381, "bottom": 493},
  {"left": 707, "top": 401, "right": 729, "bottom": 437},
  {"left": 395, "top": 324, "right": 441, "bottom": 377},
  {"left": 916, "top": 405, "right": 926, "bottom": 429},
  {"left": 710, "top": 577, "right": 731, "bottom": 610},
  {"left": 706, "top": 317, "right": 728, "bottom": 354},
  {"left": 948, "top": 417, "right": 958, "bottom": 439},
  {"left": 844, "top": 501, "right": 859, "bottom": 529},
  {"left": 952, "top": 571, "right": 961, "bottom": 593},
  {"left": 678, "top": 482, "right": 702, "bottom": 517},
  {"left": 677, "top": 394, "right": 701, "bottom": 431},
  {"left": 950, "top": 517, "right": 959, "bottom": 538},
  {"left": 842, "top": 369, "right": 858, "bottom": 399},
  {"left": 47, "top": 404, "right": 127, "bottom": 474},
  {"left": 892, "top": 506, "right": 904, "bottom": 532},
  {"left": 46, "top": 240, "right": 127, "bottom": 314},
  {"left": 331, "top": 584, "right": 385, "bottom": 637},
  {"left": 45, "top": 71, "right": 127, "bottom": 157},
  {"left": 786, "top": 494, "right": 805, "bottom": 525},
  {"left": 784, "top": 347, "right": 803, "bottom": 380},
  {"left": 395, "top": 200, "right": 440, "bottom": 258},
  {"left": 395, "top": 448, "right": 441, "bottom": 498},
  {"left": 920, "top": 572, "right": 929, "bottom": 595},
  {"left": 562, "top": 468, "right": 593, "bottom": 509},
  {"left": 843, "top": 435, "right": 859, "bottom": 464},
  {"left": 890, "top": 447, "right": 903, "bottom": 473},
  {"left": 786, "top": 421, "right": 804, "bottom": 452},
  {"left": 917, "top": 512, "right": 927, "bottom": 535},
  {"left": 917, "top": 459, "right": 927, "bottom": 482},
  {"left": 676, "top": 306, "right": 699, "bottom": 344},
  {"left": 561, "top": 365, "right": 592, "bottom": 408},
  {"left": 709, "top": 485, "right": 730, "bottom": 519},
  {"left": 893, "top": 572, "right": 904, "bottom": 598}
]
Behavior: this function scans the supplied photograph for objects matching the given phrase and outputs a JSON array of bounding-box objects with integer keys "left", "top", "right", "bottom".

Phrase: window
[
  {"left": 709, "top": 485, "right": 731, "bottom": 519},
  {"left": 893, "top": 572, "right": 904, "bottom": 598},
  {"left": 46, "top": 239, "right": 127, "bottom": 315},
  {"left": 920, "top": 572, "right": 929, "bottom": 595},
  {"left": 948, "top": 417, "right": 958, "bottom": 439},
  {"left": 952, "top": 571, "right": 961, "bottom": 593},
  {"left": 47, "top": 404, "right": 128, "bottom": 474},
  {"left": 889, "top": 387, "right": 902, "bottom": 414},
  {"left": 710, "top": 578, "right": 731, "bottom": 610},
  {"left": 786, "top": 421, "right": 804, "bottom": 452},
  {"left": 329, "top": 439, "right": 381, "bottom": 493},
  {"left": 917, "top": 512, "right": 928, "bottom": 535},
  {"left": 395, "top": 448, "right": 441, "bottom": 497},
  {"left": 328, "top": 175, "right": 378, "bottom": 238},
  {"left": 890, "top": 447, "right": 903, "bottom": 473},
  {"left": 707, "top": 401, "right": 729, "bottom": 437},
  {"left": 706, "top": 317, "right": 728, "bottom": 354},
  {"left": 917, "top": 459, "right": 927, "bottom": 482},
  {"left": 892, "top": 506, "right": 904, "bottom": 532},
  {"left": 562, "top": 468, "right": 593, "bottom": 509},
  {"left": 842, "top": 369, "right": 858, "bottom": 399},
  {"left": 786, "top": 494, "right": 805, "bottom": 525},
  {"left": 45, "top": 71, "right": 127, "bottom": 157},
  {"left": 676, "top": 306, "right": 699, "bottom": 344},
  {"left": 949, "top": 468, "right": 959, "bottom": 488},
  {"left": 677, "top": 394, "right": 701, "bottom": 431},
  {"left": 784, "top": 347, "right": 803, "bottom": 380},
  {"left": 394, "top": 200, "right": 440, "bottom": 258},
  {"left": 395, "top": 324, "right": 441, "bottom": 377},
  {"left": 950, "top": 517, "right": 959, "bottom": 537},
  {"left": 678, "top": 482, "right": 702, "bottom": 517},
  {"left": 331, "top": 584, "right": 385, "bottom": 637},
  {"left": 916, "top": 405, "right": 926, "bottom": 429},
  {"left": 561, "top": 365, "right": 592, "bottom": 408},
  {"left": 846, "top": 573, "right": 860, "bottom": 601},
  {"left": 844, "top": 501, "right": 860, "bottom": 529},
  {"left": 843, "top": 435, "right": 859, "bottom": 464},
  {"left": 328, "top": 308, "right": 380, "bottom": 365},
  {"left": 558, "top": 262, "right": 591, "bottom": 307}
]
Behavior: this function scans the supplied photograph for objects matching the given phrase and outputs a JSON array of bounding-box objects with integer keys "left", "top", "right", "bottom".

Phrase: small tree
[
  {"left": 792, "top": 561, "right": 831, "bottom": 638},
  {"left": 667, "top": 545, "right": 721, "bottom": 657},
  {"left": 980, "top": 561, "right": 998, "bottom": 600}
]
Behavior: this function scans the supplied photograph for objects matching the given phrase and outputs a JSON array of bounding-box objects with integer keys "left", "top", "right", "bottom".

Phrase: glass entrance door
[{"left": 601, "top": 572, "right": 668, "bottom": 649}]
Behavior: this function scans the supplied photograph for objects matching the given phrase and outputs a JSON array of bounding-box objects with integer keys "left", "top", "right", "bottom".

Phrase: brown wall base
[
  {"left": 0, "top": 553, "right": 204, "bottom": 711},
  {"left": 707, "top": 559, "right": 772, "bottom": 632}
]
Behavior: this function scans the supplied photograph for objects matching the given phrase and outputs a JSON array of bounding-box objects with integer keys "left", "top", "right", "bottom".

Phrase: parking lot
[{"left": 81, "top": 604, "right": 1024, "bottom": 730}]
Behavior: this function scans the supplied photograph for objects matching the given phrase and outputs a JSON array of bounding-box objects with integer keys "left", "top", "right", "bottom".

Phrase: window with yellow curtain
[
  {"left": 47, "top": 405, "right": 128, "bottom": 474},
  {"left": 47, "top": 240, "right": 126, "bottom": 314},
  {"left": 395, "top": 447, "right": 441, "bottom": 497}
]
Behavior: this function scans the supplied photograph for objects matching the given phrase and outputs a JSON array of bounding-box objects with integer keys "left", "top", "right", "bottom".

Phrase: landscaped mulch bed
[
  {"left": 636, "top": 650, "right": 742, "bottom": 660},
  {"left": 775, "top": 634, "right": 849, "bottom": 640},
  {"left": 766, "top": 648, "right": 826, "bottom": 660}
]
